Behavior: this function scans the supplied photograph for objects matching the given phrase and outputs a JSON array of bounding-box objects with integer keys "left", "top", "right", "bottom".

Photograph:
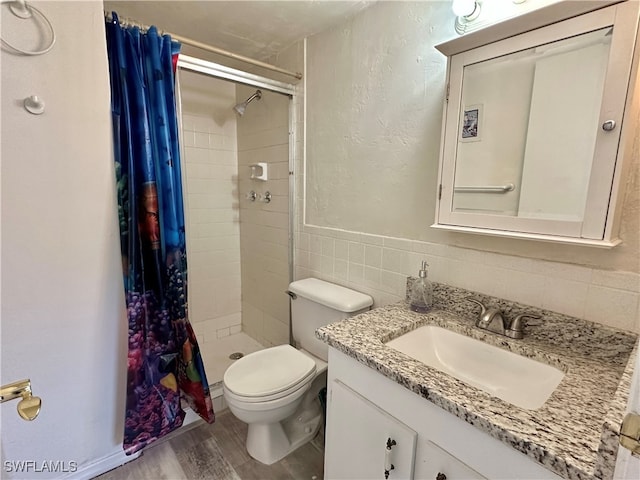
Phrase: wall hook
[
  {"left": 9, "top": 0, "right": 31, "bottom": 18},
  {"left": 24, "top": 95, "right": 45, "bottom": 115}
]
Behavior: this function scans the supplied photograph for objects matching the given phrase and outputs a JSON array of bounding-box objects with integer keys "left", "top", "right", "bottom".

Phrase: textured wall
[
  {"left": 306, "top": 1, "right": 449, "bottom": 239},
  {"left": 1, "top": 1, "right": 131, "bottom": 477},
  {"left": 304, "top": 0, "right": 640, "bottom": 273}
]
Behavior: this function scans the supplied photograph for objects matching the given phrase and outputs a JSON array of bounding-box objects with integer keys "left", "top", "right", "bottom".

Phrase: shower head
[{"left": 233, "top": 90, "right": 262, "bottom": 116}]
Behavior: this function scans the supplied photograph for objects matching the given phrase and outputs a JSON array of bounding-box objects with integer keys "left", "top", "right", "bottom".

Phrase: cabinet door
[
  {"left": 416, "top": 440, "right": 486, "bottom": 480},
  {"left": 325, "top": 380, "right": 417, "bottom": 480},
  {"left": 434, "top": 1, "right": 640, "bottom": 246}
]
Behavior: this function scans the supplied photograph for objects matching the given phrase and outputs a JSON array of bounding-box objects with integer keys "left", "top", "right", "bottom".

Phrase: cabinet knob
[
  {"left": 602, "top": 120, "right": 616, "bottom": 131},
  {"left": 436, "top": 473, "right": 447, "bottom": 480}
]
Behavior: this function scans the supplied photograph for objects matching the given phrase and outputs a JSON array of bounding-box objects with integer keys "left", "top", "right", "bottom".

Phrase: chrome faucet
[{"left": 466, "top": 297, "right": 541, "bottom": 339}]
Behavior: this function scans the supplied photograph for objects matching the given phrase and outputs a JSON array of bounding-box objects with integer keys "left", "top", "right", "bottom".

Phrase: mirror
[
  {"left": 434, "top": 1, "right": 639, "bottom": 246},
  {"left": 452, "top": 28, "right": 611, "bottom": 221}
]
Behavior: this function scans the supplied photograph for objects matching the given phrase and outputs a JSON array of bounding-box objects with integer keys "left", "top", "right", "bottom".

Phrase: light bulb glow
[{"left": 452, "top": 0, "right": 477, "bottom": 17}]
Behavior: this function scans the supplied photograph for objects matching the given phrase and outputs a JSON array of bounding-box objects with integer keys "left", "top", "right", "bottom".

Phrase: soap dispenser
[{"left": 409, "top": 261, "right": 433, "bottom": 313}]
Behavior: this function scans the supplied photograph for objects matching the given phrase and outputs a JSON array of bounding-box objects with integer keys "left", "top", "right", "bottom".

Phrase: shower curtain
[{"left": 105, "top": 13, "right": 214, "bottom": 455}]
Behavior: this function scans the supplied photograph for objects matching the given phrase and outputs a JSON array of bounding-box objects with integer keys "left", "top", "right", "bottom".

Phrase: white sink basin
[{"left": 385, "top": 325, "right": 564, "bottom": 410}]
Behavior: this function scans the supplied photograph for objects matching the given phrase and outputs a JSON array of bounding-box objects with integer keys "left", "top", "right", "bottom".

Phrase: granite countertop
[{"left": 316, "top": 283, "right": 638, "bottom": 480}]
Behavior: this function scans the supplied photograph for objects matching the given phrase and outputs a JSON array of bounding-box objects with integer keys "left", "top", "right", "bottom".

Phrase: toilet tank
[{"left": 288, "top": 278, "right": 373, "bottom": 361}]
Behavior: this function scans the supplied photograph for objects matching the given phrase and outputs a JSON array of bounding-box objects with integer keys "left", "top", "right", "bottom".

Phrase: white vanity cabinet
[
  {"left": 324, "top": 348, "right": 562, "bottom": 480},
  {"left": 432, "top": 1, "right": 640, "bottom": 247},
  {"left": 325, "top": 380, "right": 418, "bottom": 479}
]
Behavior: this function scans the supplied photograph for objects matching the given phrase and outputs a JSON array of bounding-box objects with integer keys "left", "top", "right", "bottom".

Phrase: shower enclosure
[{"left": 178, "top": 63, "right": 295, "bottom": 399}]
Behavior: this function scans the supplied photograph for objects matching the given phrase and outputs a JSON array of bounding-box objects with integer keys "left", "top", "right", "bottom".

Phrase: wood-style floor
[{"left": 95, "top": 409, "right": 325, "bottom": 480}]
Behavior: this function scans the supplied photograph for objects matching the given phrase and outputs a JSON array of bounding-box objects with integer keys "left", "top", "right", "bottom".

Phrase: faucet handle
[
  {"left": 506, "top": 313, "right": 542, "bottom": 339},
  {"left": 465, "top": 297, "right": 487, "bottom": 313}
]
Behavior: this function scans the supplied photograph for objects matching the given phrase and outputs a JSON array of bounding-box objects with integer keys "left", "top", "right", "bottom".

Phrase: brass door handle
[{"left": 1, "top": 379, "right": 42, "bottom": 421}]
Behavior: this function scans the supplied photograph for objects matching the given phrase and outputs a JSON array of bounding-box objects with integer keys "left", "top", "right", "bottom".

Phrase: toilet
[{"left": 223, "top": 277, "right": 373, "bottom": 465}]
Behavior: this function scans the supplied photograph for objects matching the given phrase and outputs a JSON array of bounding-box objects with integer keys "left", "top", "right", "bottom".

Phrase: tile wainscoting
[{"left": 295, "top": 225, "right": 640, "bottom": 333}]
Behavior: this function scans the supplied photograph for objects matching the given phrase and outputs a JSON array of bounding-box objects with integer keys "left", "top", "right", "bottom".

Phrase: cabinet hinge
[
  {"left": 446, "top": 83, "right": 450, "bottom": 102},
  {"left": 438, "top": 184, "right": 443, "bottom": 200}
]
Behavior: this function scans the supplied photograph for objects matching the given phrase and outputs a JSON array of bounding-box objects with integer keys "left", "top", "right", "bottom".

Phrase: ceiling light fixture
[{"left": 452, "top": 0, "right": 481, "bottom": 35}]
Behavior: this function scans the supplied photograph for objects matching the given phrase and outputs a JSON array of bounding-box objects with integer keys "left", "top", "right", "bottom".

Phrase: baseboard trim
[
  {"left": 61, "top": 447, "right": 140, "bottom": 480},
  {"left": 61, "top": 394, "right": 226, "bottom": 479}
]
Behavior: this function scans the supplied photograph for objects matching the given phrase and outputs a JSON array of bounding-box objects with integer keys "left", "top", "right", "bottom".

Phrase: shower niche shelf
[{"left": 250, "top": 163, "right": 268, "bottom": 181}]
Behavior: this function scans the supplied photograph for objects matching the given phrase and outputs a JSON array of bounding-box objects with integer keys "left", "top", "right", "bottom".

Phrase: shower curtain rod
[{"left": 104, "top": 12, "right": 303, "bottom": 80}]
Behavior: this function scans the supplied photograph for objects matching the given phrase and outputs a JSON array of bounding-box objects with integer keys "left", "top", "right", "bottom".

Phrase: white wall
[
  {"left": 1, "top": 1, "right": 132, "bottom": 478},
  {"left": 298, "top": 1, "right": 640, "bottom": 333},
  {"left": 180, "top": 71, "right": 243, "bottom": 348}
]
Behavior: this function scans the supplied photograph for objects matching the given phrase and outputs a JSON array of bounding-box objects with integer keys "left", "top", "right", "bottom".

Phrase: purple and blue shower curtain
[{"left": 105, "top": 13, "right": 214, "bottom": 455}]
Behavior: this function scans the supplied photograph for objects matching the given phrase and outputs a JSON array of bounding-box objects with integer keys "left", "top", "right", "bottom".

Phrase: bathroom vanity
[{"left": 317, "top": 283, "right": 638, "bottom": 480}]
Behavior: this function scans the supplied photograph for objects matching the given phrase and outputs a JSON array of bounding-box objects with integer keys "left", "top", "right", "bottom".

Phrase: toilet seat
[{"left": 223, "top": 344, "right": 316, "bottom": 403}]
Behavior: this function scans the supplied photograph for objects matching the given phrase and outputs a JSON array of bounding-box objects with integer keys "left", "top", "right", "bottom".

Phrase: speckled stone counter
[{"left": 316, "top": 282, "right": 638, "bottom": 480}]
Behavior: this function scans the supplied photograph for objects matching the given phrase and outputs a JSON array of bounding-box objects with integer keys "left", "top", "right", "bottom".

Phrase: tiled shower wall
[
  {"left": 237, "top": 85, "right": 292, "bottom": 347},
  {"left": 180, "top": 72, "right": 242, "bottom": 346}
]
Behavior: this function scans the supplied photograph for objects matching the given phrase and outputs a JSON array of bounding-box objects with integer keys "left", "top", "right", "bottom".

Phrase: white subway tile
[
  {"left": 496, "top": 255, "right": 535, "bottom": 273},
  {"left": 310, "top": 235, "right": 323, "bottom": 254},
  {"left": 349, "top": 263, "right": 365, "bottom": 284},
  {"left": 194, "top": 132, "right": 209, "bottom": 148},
  {"left": 585, "top": 285, "right": 639, "bottom": 332},
  {"left": 381, "top": 248, "right": 409, "bottom": 274},
  {"left": 541, "top": 278, "right": 589, "bottom": 319},
  {"left": 591, "top": 270, "right": 640, "bottom": 293},
  {"left": 531, "top": 260, "right": 593, "bottom": 284},
  {"left": 383, "top": 236, "right": 412, "bottom": 251},
  {"left": 309, "top": 253, "right": 322, "bottom": 272},
  {"left": 349, "top": 242, "right": 365, "bottom": 264},
  {"left": 334, "top": 259, "right": 349, "bottom": 281},
  {"left": 411, "top": 240, "right": 448, "bottom": 257},
  {"left": 293, "top": 266, "right": 308, "bottom": 280},
  {"left": 334, "top": 239, "right": 349, "bottom": 260},
  {"left": 500, "top": 270, "right": 547, "bottom": 308},
  {"left": 361, "top": 233, "right": 384, "bottom": 246},
  {"left": 406, "top": 253, "right": 425, "bottom": 276},
  {"left": 322, "top": 237, "right": 335, "bottom": 257},
  {"left": 322, "top": 255, "right": 334, "bottom": 276},
  {"left": 192, "top": 116, "right": 212, "bottom": 133},
  {"left": 184, "top": 146, "right": 209, "bottom": 164},
  {"left": 364, "top": 245, "right": 382, "bottom": 268},
  {"left": 182, "top": 131, "right": 195, "bottom": 147},
  {"left": 182, "top": 115, "right": 196, "bottom": 131},
  {"left": 335, "top": 230, "right": 362, "bottom": 242},
  {"left": 380, "top": 271, "right": 406, "bottom": 296},
  {"left": 263, "top": 313, "right": 289, "bottom": 346}
]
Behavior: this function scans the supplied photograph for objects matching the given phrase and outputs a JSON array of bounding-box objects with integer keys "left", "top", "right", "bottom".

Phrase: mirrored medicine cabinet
[{"left": 433, "top": 1, "right": 640, "bottom": 247}]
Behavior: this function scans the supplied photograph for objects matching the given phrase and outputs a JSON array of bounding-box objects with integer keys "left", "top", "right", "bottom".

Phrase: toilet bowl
[
  {"left": 222, "top": 278, "right": 373, "bottom": 465},
  {"left": 223, "top": 345, "right": 327, "bottom": 465}
]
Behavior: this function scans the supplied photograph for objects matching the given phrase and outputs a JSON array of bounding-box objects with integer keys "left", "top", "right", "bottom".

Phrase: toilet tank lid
[{"left": 288, "top": 278, "right": 373, "bottom": 312}]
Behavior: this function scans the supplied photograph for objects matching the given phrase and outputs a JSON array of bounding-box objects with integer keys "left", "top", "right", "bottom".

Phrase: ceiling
[{"left": 104, "top": 1, "right": 374, "bottom": 67}]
